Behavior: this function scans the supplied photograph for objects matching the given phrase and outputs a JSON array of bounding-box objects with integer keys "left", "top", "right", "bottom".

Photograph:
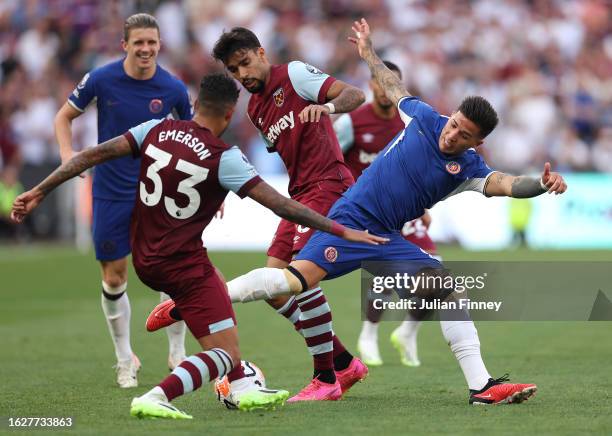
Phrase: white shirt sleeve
[
  {"left": 127, "top": 119, "right": 165, "bottom": 150},
  {"left": 442, "top": 171, "right": 496, "bottom": 199},
  {"left": 218, "top": 146, "right": 260, "bottom": 194},
  {"left": 287, "top": 61, "right": 332, "bottom": 102},
  {"left": 333, "top": 114, "right": 355, "bottom": 153}
]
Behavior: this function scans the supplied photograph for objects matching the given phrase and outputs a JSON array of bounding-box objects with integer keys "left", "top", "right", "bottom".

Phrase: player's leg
[
  {"left": 99, "top": 257, "right": 140, "bottom": 388},
  {"left": 265, "top": 254, "right": 357, "bottom": 386},
  {"left": 93, "top": 199, "right": 139, "bottom": 388},
  {"left": 357, "top": 287, "right": 387, "bottom": 366},
  {"left": 270, "top": 184, "right": 361, "bottom": 381},
  {"left": 387, "top": 225, "right": 440, "bottom": 367},
  {"left": 384, "top": 236, "right": 537, "bottom": 404},
  {"left": 160, "top": 291, "right": 187, "bottom": 370},
  {"left": 131, "top": 273, "right": 289, "bottom": 419}
]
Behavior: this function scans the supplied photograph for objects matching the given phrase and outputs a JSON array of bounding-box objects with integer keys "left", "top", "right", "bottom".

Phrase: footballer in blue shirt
[
  {"left": 54, "top": 13, "right": 192, "bottom": 388},
  {"left": 226, "top": 19, "right": 567, "bottom": 405}
]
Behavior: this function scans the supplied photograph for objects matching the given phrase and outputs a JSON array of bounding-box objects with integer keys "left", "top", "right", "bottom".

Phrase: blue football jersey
[
  {"left": 339, "top": 96, "right": 494, "bottom": 233},
  {"left": 68, "top": 59, "right": 192, "bottom": 200}
]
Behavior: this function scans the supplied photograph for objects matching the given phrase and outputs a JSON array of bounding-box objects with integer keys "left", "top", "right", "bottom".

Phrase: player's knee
[{"left": 103, "top": 275, "right": 127, "bottom": 289}]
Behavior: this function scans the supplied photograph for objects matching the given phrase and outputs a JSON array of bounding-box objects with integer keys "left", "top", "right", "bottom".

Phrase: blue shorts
[
  {"left": 92, "top": 198, "right": 134, "bottom": 261},
  {"left": 295, "top": 208, "right": 441, "bottom": 280}
]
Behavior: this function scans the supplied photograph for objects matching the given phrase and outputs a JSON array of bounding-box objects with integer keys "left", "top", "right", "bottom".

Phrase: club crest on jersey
[
  {"left": 273, "top": 88, "right": 284, "bottom": 107},
  {"left": 446, "top": 161, "right": 461, "bottom": 175},
  {"left": 149, "top": 99, "right": 163, "bottom": 114},
  {"left": 324, "top": 247, "right": 338, "bottom": 263}
]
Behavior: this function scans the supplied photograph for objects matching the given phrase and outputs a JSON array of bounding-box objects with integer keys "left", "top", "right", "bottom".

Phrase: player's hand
[
  {"left": 541, "top": 162, "right": 567, "bottom": 195},
  {"left": 348, "top": 18, "right": 373, "bottom": 59},
  {"left": 10, "top": 188, "right": 45, "bottom": 223},
  {"left": 298, "top": 104, "right": 330, "bottom": 123},
  {"left": 215, "top": 202, "right": 225, "bottom": 219},
  {"left": 61, "top": 151, "right": 86, "bottom": 178},
  {"left": 342, "top": 228, "right": 389, "bottom": 245}
]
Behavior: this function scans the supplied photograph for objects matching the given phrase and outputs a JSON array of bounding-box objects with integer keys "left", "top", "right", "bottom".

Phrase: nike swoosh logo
[{"left": 479, "top": 394, "right": 493, "bottom": 398}]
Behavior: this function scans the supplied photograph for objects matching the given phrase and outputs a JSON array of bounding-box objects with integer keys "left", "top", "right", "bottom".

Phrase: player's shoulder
[
  {"left": 460, "top": 148, "right": 490, "bottom": 170},
  {"left": 90, "top": 59, "right": 125, "bottom": 79},
  {"left": 286, "top": 60, "right": 326, "bottom": 80},
  {"left": 287, "top": 60, "right": 323, "bottom": 74},
  {"left": 154, "top": 65, "right": 187, "bottom": 90}
]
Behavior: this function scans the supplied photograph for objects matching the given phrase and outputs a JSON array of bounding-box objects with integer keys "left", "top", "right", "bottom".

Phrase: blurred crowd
[{"left": 0, "top": 0, "right": 611, "bottom": 217}]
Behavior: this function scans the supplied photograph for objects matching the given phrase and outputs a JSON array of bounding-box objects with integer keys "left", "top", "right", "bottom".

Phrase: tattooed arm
[
  {"left": 349, "top": 18, "right": 410, "bottom": 106},
  {"left": 11, "top": 135, "right": 132, "bottom": 222},
  {"left": 247, "top": 181, "right": 388, "bottom": 245},
  {"left": 484, "top": 163, "right": 568, "bottom": 198}
]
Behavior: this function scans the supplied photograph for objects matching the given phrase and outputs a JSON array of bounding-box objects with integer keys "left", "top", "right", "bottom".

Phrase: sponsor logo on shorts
[
  {"left": 446, "top": 161, "right": 461, "bottom": 174},
  {"left": 297, "top": 225, "right": 310, "bottom": 233},
  {"left": 324, "top": 247, "right": 338, "bottom": 263},
  {"left": 149, "top": 98, "right": 163, "bottom": 114},
  {"left": 273, "top": 87, "right": 284, "bottom": 107}
]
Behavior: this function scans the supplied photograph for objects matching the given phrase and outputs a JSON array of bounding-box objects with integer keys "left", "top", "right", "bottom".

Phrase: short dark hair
[
  {"left": 212, "top": 27, "right": 262, "bottom": 64},
  {"left": 123, "top": 13, "right": 159, "bottom": 41},
  {"left": 457, "top": 96, "right": 499, "bottom": 138},
  {"left": 380, "top": 60, "right": 402, "bottom": 79},
  {"left": 198, "top": 73, "right": 240, "bottom": 116}
]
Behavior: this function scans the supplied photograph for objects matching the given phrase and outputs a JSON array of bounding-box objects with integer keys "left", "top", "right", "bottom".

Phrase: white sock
[
  {"left": 359, "top": 320, "right": 379, "bottom": 341},
  {"left": 396, "top": 316, "right": 422, "bottom": 339},
  {"left": 160, "top": 292, "right": 186, "bottom": 358},
  {"left": 440, "top": 320, "right": 491, "bottom": 390},
  {"left": 227, "top": 268, "right": 292, "bottom": 303},
  {"left": 101, "top": 281, "right": 132, "bottom": 363}
]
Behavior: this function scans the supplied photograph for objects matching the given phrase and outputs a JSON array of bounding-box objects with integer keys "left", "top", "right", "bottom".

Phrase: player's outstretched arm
[
  {"left": 247, "top": 181, "right": 388, "bottom": 245},
  {"left": 348, "top": 18, "right": 410, "bottom": 106},
  {"left": 484, "top": 162, "right": 568, "bottom": 198},
  {"left": 11, "top": 135, "right": 132, "bottom": 223}
]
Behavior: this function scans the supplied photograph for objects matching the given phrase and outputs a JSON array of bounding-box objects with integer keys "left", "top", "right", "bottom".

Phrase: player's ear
[
  {"left": 225, "top": 107, "right": 235, "bottom": 122},
  {"left": 121, "top": 39, "right": 128, "bottom": 53},
  {"left": 257, "top": 47, "right": 266, "bottom": 61}
]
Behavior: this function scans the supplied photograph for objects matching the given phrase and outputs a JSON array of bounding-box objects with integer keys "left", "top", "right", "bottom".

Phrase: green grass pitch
[{"left": 1, "top": 246, "right": 611, "bottom": 435}]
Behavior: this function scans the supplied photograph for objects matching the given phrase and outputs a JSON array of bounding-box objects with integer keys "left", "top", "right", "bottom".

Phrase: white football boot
[{"left": 116, "top": 354, "right": 141, "bottom": 388}]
